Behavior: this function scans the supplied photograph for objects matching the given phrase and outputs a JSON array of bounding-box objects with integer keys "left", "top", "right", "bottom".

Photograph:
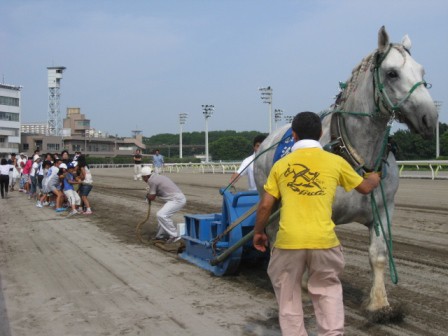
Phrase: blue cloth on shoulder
[{"left": 273, "top": 128, "right": 295, "bottom": 164}]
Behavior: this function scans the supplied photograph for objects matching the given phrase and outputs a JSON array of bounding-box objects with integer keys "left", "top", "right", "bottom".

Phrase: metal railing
[
  {"left": 397, "top": 160, "right": 448, "bottom": 180},
  {"left": 89, "top": 160, "right": 448, "bottom": 180}
]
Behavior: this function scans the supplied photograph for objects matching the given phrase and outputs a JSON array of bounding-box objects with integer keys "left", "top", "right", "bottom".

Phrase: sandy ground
[{"left": 1, "top": 168, "right": 447, "bottom": 336}]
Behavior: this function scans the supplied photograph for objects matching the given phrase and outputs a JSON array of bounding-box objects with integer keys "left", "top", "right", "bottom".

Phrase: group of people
[{"left": 0, "top": 150, "right": 94, "bottom": 217}]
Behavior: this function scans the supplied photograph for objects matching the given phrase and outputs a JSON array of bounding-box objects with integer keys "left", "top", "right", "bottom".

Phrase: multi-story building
[
  {"left": 21, "top": 122, "right": 48, "bottom": 135},
  {"left": 0, "top": 83, "right": 22, "bottom": 156},
  {"left": 21, "top": 107, "right": 145, "bottom": 157}
]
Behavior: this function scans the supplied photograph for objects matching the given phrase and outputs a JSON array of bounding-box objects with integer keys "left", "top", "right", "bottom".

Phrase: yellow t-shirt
[{"left": 264, "top": 147, "right": 363, "bottom": 249}]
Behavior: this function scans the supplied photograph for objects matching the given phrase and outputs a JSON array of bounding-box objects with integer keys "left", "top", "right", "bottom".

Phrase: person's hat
[
  {"left": 19, "top": 152, "right": 26, "bottom": 156},
  {"left": 141, "top": 166, "right": 152, "bottom": 176},
  {"left": 59, "top": 163, "right": 67, "bottom": 169},
  {"left": 33, "top": 155, "right": 41, "bottom": 161},
  {"left": 67, "top": 162, "right": 75, "bottom": 169}
]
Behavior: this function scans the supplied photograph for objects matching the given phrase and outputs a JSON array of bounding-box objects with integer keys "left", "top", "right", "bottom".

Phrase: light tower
[
  {"left": 202, "top": 104, "right": 214, "bottom": 163},
  {"left": 131, "top": 129, "right": 142, "bottom": 138},
  {"left": 259, "top": 86, "right": 273, "bottom": 133},
  {"left": 47, "top": 66, "right": 66, "bottom": 136},
  {"left": 434, "top": 101, "right": 442, "bottom": 158},
  {"left": 284, "top": 115, "right": 294, "bottom": 124},
  {"left": 274, "top": 108, "right": 284, "bottom": 129},
  {"left": 179, "top": 113, "right": 188, "bottom": 159}
]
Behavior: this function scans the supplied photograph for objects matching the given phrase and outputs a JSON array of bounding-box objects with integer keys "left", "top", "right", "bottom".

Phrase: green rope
[{"left": 370, "top": 181, "right": 399, "bottom": 284}]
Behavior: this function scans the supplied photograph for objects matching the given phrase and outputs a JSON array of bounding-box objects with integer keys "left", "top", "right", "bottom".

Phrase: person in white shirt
[
  {"left": 0, "top": 158, "right": 12, "bottom": 199},
  {"left": 230, "top": 134, "right": 266, "bottom": 191},
  {"left": 29, "top": 155, "right": 41, "bottom": 200}
]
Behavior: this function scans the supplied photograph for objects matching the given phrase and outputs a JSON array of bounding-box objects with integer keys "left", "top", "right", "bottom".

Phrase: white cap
[
  {"left": 59, "top": 163, "right": 67, "bottom": 169},
  {"left": 141, "top": 166, "right": 152, "bottom": 176}
]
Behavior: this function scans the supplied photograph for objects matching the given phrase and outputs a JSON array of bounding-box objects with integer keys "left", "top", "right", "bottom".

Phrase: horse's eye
[{"left": 386, "top": 70, "right": 398, "bottom": 79}]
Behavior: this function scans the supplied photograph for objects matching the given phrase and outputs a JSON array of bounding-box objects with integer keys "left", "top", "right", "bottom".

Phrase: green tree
[
  {"left": 210, "top": 136, "right": 252, "bottom": 161},
  {"left": 392, "top": 129, "right": 435, "bottom": 160},
  {"left": 440, "top": 129, "right": 448, "bottom": 157}
]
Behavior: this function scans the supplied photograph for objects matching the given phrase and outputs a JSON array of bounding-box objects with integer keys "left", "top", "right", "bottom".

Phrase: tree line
[{"left": 142, "top": 123, "right": 448, "bottom": 162}]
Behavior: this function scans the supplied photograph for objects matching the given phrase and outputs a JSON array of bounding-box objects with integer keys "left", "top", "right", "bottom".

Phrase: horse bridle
[
  {"left": 328, "top": 43, "right": 429, "bottom": 173},
  {"left": 373, "top": 43, "right": 430, "bottom": 119}
]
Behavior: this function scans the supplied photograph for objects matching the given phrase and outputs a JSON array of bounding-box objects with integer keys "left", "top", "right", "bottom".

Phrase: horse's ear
[
  {"left": 378, "top": 26, "right": 389, "bottom": 52},
  {"left": 401, "top": 34, "right": 412, "bottom": 51}
]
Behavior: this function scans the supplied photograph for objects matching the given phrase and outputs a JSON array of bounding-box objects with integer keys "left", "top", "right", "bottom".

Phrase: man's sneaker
[
  {"left": 55, "top": 207, "right": 67, "bottom": 212},
  {"left": 151, "top": 235, "right": 168, "bottom": 243},
  {"left": 82, "top": 210, "right": 93, "bottom": 215},
  {"left": 43, "top": 201, "right": 49, "bottom": 206},
  {"left": 36, "top": 202, "right": 43, "bottom": 208},
  {"left": 166, "top": 237, "right": 181, "bottom": 244},
  {"left": 49, "top": 201, "right": 56, "bottom": 207}
]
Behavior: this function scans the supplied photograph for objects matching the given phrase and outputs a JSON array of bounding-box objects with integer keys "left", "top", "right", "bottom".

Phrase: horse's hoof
[{"left": 364, "top": 305, "right": 405, "bottom": 324}]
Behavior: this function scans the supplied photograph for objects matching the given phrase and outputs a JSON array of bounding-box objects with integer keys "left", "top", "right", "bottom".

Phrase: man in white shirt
[{"left": 230, "top": 134, "right": 266, "bottom": 191}]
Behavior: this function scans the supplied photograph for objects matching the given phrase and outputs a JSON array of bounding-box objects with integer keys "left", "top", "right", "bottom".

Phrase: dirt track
[{"left": 1, "top": 168, "right": 447, "bottom": 336}]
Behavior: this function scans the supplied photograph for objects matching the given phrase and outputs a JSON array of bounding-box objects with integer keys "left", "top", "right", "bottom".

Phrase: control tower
[{"left": 47, "top": 66, "right": 66, "bottom": 135}]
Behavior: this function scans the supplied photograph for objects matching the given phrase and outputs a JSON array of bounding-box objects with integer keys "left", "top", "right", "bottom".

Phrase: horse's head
[{"left": 375, "top": 26, "right": 438, "bottom": 139}]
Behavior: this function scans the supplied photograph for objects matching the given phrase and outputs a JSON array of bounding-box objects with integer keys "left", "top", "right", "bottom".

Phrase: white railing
[
  {"left": 397, "top": 160, "right": 448, "bottom": 180},
  {"left": 89, "top": 160, "right": 448, "bottom": 180}
]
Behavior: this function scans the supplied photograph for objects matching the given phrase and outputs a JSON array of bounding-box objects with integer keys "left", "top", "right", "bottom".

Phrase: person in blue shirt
[
  {"left": 63, "top": 162, "right": 82, "bottom": 216},
  {"left": 152, "top": 149, "right": 164, "bottom": 175}
]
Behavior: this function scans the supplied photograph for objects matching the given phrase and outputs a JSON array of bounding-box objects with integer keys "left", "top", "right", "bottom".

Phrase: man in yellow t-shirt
[{"left": 253, "top": 112, "right": 380, "bottom": 336}]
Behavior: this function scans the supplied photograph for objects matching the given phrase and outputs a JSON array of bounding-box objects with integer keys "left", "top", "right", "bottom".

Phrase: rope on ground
[{"left": 136, "top": 201, "right": 151, "bottom": 244}]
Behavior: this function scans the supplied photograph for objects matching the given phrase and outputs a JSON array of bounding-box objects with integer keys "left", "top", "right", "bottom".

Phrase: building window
[
  {"left": 0, "top": 111, "right": 20, "bottom": 121},
  {"left": 0, "top": 96, "right": 19, "bottom": 107},
  {"left": 72, "top": 144, "right": 82, "bottom": 151},
  {"left": 23, "top": 143, "right": 29, "bottom": 150},
  {"left": 34, "top": 141, "right": 43, "bottom": 151},
  {"left": 75, "top": 120, "right": 90, "bottom": 127},
  {"left": 47, "top": 143, "right": 60, "bottom": 151}
]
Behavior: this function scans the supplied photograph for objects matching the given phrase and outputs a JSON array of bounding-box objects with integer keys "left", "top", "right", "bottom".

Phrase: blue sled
[{"left": 179, "top": 188, "right": 266, "bottom": 276}]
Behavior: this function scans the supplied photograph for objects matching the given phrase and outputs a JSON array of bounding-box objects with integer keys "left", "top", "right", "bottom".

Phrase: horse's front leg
[{"left": 365, "top": 220, "right": 390, "bottom": 311}]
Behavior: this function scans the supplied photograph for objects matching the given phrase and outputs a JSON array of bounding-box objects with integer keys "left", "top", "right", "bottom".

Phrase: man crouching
[{"left": 141, "top": 166, "right": 186, "bottom": 243}]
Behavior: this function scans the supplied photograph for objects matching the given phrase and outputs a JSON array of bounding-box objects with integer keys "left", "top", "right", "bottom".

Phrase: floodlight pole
[
  {"left": 259, "top": 86, "right": 273, "bottom": 133},
  {"left": 202, "top": 105, "right": 214, "bottom": 163},
  {"left": 284, "top": 115, "right": 294, "bottom": 124},
  {"left": 274, "top": 109, "right": 284, "bottom": 129},
  {"left": 179, "top": 113, "right": 188, "bottom": 159},
  {"left": 434, "top": 101, "right": 442, "bottom": 158}
]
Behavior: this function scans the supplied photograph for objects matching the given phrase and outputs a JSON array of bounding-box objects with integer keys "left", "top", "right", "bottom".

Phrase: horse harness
[{"left": 325, "top": 43, "right": 429, "bottom": 175}]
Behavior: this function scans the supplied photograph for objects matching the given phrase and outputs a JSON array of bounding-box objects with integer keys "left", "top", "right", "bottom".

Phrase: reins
[{"left": 330, "top": 43, "right": 429, "bottom": 285}]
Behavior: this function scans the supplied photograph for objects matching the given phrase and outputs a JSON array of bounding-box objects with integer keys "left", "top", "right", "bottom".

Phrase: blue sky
[{"left": 2, "top": 0, "right": 447, "bottom": 137}]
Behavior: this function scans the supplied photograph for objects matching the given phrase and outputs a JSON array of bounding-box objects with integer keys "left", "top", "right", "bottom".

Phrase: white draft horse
[{"left": 254, "top": 26, "right": 438, "bottom": 315}]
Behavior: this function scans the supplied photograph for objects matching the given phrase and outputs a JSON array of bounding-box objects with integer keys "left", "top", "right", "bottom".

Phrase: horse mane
[
  {"left": 333, "top": 44, "right": 407, "bottom": 109},
  {"left": 334, "top": 53, "right": 375, "bottom": 108}
]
